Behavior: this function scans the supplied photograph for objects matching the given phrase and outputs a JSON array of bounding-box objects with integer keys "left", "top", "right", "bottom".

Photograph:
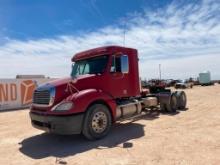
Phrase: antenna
[
  {"left": 159, "top": 64, "right": 161, "bottom": 80},
  {"left": 123, "top": 19, "right": 126, "bottom": 46}
]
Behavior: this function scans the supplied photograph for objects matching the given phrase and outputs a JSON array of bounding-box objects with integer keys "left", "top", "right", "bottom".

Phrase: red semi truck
[{"left": 30, "top": 46, "right": 187, "bottom": 140}]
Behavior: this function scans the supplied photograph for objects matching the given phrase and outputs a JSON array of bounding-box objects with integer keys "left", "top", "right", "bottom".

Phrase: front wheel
[{"left": 82, "top": 104, "right": 112, "bottom": 140}]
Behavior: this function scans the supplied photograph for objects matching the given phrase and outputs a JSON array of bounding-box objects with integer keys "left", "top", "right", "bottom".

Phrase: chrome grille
[{"left": 33, "top": 90, "right": 50, "bottom": 105}]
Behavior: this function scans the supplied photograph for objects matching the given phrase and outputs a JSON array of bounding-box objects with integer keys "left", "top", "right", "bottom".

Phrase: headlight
[{"left": 52, "top": 101, "right": 73, "bottom": 111}]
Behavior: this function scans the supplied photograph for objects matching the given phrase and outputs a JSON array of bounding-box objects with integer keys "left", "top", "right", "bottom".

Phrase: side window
[{"left": 110, "top": 55, "right": 129, "bottom": 73}]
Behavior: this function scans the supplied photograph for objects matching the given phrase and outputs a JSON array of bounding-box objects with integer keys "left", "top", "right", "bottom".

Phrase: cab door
[{"left": 106, "top": 54, "right": 130, "bottom": 98}]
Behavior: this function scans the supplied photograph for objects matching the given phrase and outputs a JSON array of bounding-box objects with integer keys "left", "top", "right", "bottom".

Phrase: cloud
[{"left": 0, "top": 0, "right": 219, "bottom": 79}]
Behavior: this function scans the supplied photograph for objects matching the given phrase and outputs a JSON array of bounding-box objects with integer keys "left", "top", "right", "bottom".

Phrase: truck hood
[
  {"left": 47, "top": 74, "right": 95, "bottom": 88},
  {"left": 48, "top": 77, "right": 73, "bottom": 87},
  {"left": 39, "top": 74, "right": 99, "bottom": 105},
  {"left": 32, "top": 73, "right": 104, "bottom": 111}
]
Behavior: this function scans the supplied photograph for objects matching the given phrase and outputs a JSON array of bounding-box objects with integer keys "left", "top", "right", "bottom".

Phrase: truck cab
[{"left": 30, "top": 46, "right": 187, "bottom": 140}]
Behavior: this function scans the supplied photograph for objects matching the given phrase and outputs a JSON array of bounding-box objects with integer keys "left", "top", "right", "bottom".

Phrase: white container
[{"left": 199, "top": 71, "right": 211, "bottom": 85}]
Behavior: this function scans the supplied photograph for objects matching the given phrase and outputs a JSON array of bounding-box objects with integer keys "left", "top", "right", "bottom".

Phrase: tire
[
  {"left": 160, "top": 103, "right": 166, "bottom": 112},
  {"left": 165, "top": 93, "right": 178, "bottom": 113},
  {"left": 175, "top": 91, "right": 187, "bottom": 110},
  {"left": 82, "top": 104, "right": 112, "bottom": 140}
]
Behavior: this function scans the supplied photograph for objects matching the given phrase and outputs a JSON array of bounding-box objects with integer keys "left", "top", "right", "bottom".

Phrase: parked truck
[
  {"left": 175, "top": 80, "right": 193, "bottom": 89},
  {"left": 30, "top": 46, "right": 187, "bottom": 140}
]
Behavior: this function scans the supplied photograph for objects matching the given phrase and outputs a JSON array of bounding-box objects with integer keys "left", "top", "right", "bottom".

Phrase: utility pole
[{"left": 159, "top": 64, "right": 161, "bottom": 80}]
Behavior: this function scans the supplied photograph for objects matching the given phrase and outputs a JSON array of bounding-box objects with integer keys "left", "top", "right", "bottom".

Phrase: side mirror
[{"left": 120, "top": 55, "right": 129, "bottom": 73}]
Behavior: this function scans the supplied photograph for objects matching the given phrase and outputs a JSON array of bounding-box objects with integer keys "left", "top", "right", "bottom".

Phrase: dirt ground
[{"left": 0, "top": 85, "right": 220, "bottom": 165}]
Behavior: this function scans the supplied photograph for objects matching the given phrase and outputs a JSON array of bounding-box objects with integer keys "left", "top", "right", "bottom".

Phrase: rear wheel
[
  {"left": 176, "top": 91, "right": 187, "bottom": 110},
  {"left": 82, "top": 104, "right": 112, "bottom": 140},
  {"left": 165, "top": 93, "right": 178, "bottom": 113}
]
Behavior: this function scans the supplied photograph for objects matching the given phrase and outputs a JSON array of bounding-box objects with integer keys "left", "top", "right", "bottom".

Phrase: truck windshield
[{"left": 71, "top": 55, "right": 108, "bottom": 77}]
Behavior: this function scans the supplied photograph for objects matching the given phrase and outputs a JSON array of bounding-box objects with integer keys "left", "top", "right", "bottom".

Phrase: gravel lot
[{"left": 0, "top": 85, "right": 220, "bottom": 165}]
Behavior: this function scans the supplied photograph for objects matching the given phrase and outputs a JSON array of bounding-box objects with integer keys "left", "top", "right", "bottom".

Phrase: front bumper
[{"left": 30, "top": 112, "right": 84, "bottom": 135}]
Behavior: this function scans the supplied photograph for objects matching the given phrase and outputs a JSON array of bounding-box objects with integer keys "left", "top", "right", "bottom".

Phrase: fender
[{"left": 64, "top": 89, "right": 117, "bottom": 120}]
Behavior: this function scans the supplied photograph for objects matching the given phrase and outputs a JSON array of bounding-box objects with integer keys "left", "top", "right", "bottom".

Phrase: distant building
[{"left": 16, "top": 75, "right": 46, "bottom": 79}]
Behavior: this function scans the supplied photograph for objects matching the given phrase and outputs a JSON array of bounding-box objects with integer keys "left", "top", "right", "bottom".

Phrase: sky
[{"left": 0, "top": 0, "right": 219, "bottom": 80}]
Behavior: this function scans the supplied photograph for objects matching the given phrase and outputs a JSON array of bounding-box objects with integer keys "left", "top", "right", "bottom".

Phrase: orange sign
[
  {"left": 20, "top": 80, "right": 36, "bottom": 105},
  {"left": 0, "top": 80, "right": 36, "bottom": 105},
  {"left": 0, "top": 78, "right": 51, "bottom": 110},
  {"left": 0, "top": 83, "right": 17, "bottom": 102}
]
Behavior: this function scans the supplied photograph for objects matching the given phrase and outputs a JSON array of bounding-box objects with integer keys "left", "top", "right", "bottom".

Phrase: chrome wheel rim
[{"left": 92, "top": 111, "right": 107, "bottom": 133}]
